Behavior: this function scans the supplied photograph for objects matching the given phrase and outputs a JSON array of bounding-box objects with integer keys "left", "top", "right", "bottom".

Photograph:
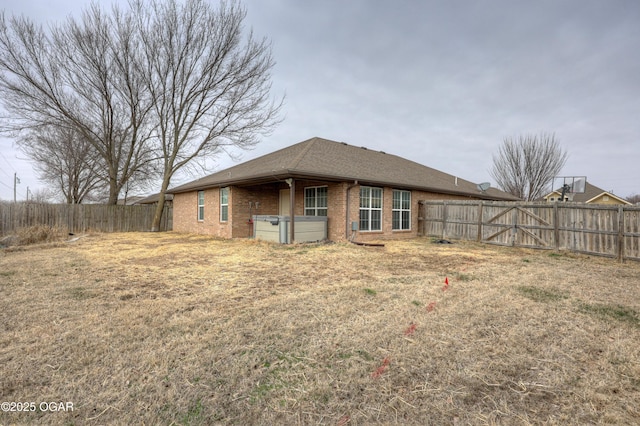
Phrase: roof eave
[
  {"left": 168, "top": 170, "right": 515, "bottom": 201},
  {"left": 167, "top": 170, "right": 346, "bottom": 194},
  {"left": 585, "top": 192, "right": 632, "bottom": 205}
]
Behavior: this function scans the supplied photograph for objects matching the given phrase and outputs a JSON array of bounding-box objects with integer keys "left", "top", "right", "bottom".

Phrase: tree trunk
[
  {"left": 151, "top": 192, "right": 166, "bottom": 232},
  {"left": 107, "top": 183, "right": 119, "bottom": 205},
  {"left": 151, "top": 173, "right": 172, "bottom": 232}
]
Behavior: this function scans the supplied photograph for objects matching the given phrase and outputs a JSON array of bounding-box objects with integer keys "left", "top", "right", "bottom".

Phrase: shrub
[{"left": 14, "top": 225, "right": 65, "bottom": 246}]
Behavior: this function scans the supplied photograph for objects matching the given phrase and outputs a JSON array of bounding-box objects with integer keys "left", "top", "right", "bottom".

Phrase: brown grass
[
  {"left": 1, "top": 232, "right": 639, "bottom": 425},
  {"left": 1, "top": 225, "right": 67, "bottom": 248}
]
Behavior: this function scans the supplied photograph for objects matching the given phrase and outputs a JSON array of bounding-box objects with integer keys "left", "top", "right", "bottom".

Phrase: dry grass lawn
[{"left": 1, "top": 232, "right": 640, "bottom": 425}]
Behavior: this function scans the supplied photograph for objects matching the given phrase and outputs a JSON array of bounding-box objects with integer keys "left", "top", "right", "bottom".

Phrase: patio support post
[{"left": 287, "top": 178, "right": 295, "bottom": 244}]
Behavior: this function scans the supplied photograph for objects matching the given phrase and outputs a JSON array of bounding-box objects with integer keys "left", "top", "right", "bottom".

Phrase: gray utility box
[{"left": 252, "top": 215, "right": 328, "bottom": 243}]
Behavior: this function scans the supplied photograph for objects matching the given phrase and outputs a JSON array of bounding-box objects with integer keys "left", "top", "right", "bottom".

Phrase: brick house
[{"left": 167, "top": 137, "right": 517, "bottom": 243}]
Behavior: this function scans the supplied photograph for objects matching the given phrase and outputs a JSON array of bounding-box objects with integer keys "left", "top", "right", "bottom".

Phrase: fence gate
[
  {"left": 420, "top": 200, "right": 640, "bottom": 261},
  {"left": 480, "top": 203, "right": 555, "bottom": 249}
]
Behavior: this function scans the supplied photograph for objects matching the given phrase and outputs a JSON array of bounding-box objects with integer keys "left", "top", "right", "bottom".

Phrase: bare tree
[
  {"left": 490, "top": 133, "right": 568, "bottom": 201},
  {"left": 18, "top": 125, "right": 106, "bottom": 204},
  {"left": 132, "top": 0, "right": 282, "bottom": 231},
  {"left": 626, "top": 194, "right": 640, "bottom": 204},
  {"left": 0, "top": 5, "right": 155, "bottom": 204},
  {"left": 0, "top": 0, "right": 281, "bottom": 216},
  {"left": 29, "top": 187, "right": 56, "bottom": 204}
]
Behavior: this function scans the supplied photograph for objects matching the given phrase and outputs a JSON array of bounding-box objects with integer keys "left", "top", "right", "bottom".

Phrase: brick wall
[
  {"left": 173, "top": 184, "right": 284, "bottom": 238},
  {"left": 348, "top": 186, "right": 474, "bottom": 242},
  {"left": 172, "top": 188, "right": 232, "bottom": 237},
  {"left": 173, "top": 181, "right": 481, "bottom": 242},
  {"left": 230, "top": 185, "right": 280, "bottom": 238}
]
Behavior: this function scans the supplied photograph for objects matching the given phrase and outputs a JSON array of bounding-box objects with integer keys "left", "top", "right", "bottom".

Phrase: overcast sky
[{"left": 1, "top": 0, "right": 639, "bottom": 201}]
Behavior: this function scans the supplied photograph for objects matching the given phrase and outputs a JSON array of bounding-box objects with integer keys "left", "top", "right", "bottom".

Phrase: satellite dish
[{"left": 477, "top": 182, "right": 491, "bottom": 192}]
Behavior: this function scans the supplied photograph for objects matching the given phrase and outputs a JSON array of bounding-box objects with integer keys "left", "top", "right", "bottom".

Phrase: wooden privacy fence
[
  {"left": 419, "top": 200, "right": 640, "bottom": 262},
  {"left": 0, "top": 202, "right": 172, "bottom": 235}
]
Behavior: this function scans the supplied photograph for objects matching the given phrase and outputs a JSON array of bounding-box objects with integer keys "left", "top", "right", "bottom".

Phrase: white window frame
[
  {"left": 220, "top": 187, "right": 229, "bottom": 222},
  {"left": 392, "top": 189, "right": 411, "bottom": 230},
  {"left": 197, "top": 191, "right": 205, "bottom": 221},
  {"left": 359, "top": 186, "right": 383, "bottom": 231},
  {"left": 304, "top": 186, "right": 328, "bottom": 216}
]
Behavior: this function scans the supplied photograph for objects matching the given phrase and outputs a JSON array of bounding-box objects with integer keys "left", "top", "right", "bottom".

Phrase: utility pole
[{"left": 13, "top": 172, "right": 20, "bottom": 203}]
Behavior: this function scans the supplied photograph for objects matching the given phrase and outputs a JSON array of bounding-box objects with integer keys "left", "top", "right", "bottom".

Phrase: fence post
[
  {"left": 617, "top": 205, "right": 624, "bottom": 262},
  {"left": 511, "top": 205, "right": 518, "bottom": 246},
  {"left": 68, "top": 204, "right": 74, "bottom": 234},
  {"left": 476, "top": 201, "right": 483, "bottom": 242},
  {"left": 442, "top": 201, "right": 448, "bottom": 239},
  {"left": 553, "top": 202, "right": 560, "bottom": 250}
]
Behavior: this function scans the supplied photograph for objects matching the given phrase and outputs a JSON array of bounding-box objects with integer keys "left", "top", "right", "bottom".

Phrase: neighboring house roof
[
  {"left": 542, "top": 182, "right": 631, "bottom": 205},
  {"left": 168, "top": 137, "right": 517, "bottom": 201},
  {"left": 135, "top": 193, "right": 174, "bottom": 204},
  {"left": 116, "top": 195, "right": 147, "bottom": 205}
]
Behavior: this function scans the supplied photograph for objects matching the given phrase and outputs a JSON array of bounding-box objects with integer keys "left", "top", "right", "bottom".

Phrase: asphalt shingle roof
[
  {"left": 573, "top": 182, "right": 608, "bottom": 202},
  {"left": 168, "top": 137, "right": 517, "bottom": 200},
  {"left": 546, "top": 182, "right": 629, "bottom": 204}
]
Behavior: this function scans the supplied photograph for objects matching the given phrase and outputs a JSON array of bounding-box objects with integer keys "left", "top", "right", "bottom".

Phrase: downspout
[{"left": 345, "top": 180, "right": 358, "bottom": 240}]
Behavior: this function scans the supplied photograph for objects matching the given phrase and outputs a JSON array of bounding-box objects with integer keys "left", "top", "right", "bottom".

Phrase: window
[
  {"left": 392, "top": 189, "right": 411, "bottom": 230},
  {"left": 220, "top": 187, "right": 229, "bottom": 222},
  {"left": 304, "top": 186, "right": 328, "bottom": 216},
  {"left": 197, "top": 191, "right": 204, "bottom": 221},
  {"left": 359, "top": 186, "right": 382, "bottom": 231}
]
